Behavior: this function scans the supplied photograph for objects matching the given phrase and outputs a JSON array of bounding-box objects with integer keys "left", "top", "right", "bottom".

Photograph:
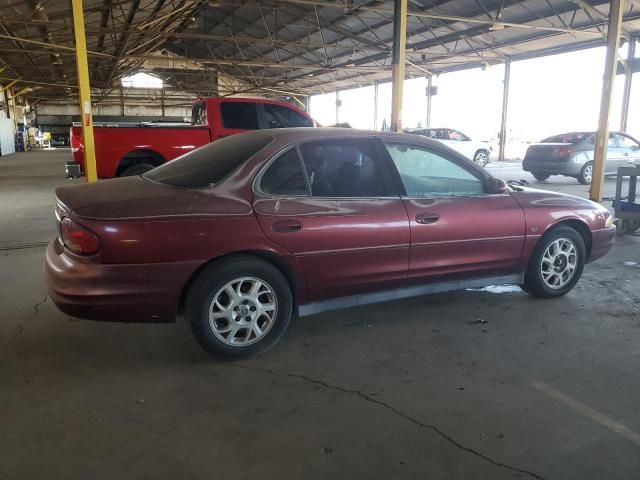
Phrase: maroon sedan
[{"left": 46, "top": 128, "right": 615, "bottom": 357}]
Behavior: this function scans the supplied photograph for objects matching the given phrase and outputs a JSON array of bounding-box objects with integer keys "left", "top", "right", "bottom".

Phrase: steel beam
[
  {"left": 71, "top": 0, "right": 97, "bottom": 183},
  {"left": 373, "top": 80, "right": 378, "bottom": 130},
  {"left": 620, "top": 37, "right": 636, "bottom": 132},
  {"left": 391, "top": 0, "right": 407, "bottom": 132},
  {"left": 499, "top": 60, "right": 511, "bottom": 162},
  {"left": 0, "top": 78, "right": 19, "bottom": 93},
  {"left": 591, "top": 0, "right": 625, "bottom": 201},
  {"left": 426, "top": 74, "right": 432, "bottom": 128}
]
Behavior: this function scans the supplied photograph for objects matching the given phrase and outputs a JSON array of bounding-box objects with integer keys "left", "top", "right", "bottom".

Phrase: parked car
[
  {"left": 405, "top": 127, "right": 493, "bottom": 166},
  {"left": 68, "top": 97, "right": 315, "bottom": 179},
  {"left": 522, "top": 131, "right": 640, "bottom": 184},
  {"left": 46, "top": 128, "right": 615, "bottom": 358}
]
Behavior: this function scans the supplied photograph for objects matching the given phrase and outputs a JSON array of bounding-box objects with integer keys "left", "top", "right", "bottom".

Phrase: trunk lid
[
  {"left": 55, "top": 176, "right": 250, "bottom": 220},
  {"left": 525, "top": 143, "right": 574, "bottom": 161}
]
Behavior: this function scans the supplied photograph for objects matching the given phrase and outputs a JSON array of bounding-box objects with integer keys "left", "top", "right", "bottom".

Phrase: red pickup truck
[{"left": 67, "top": 97, "right": 315, "bottom": 179}]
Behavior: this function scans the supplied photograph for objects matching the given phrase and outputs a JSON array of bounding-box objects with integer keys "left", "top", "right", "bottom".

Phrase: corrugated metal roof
[{"left": 0, "top": 0, "right": 637, "bottom": 103}]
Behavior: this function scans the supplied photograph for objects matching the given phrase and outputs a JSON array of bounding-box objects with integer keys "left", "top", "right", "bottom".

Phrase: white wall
[{"left": 0, "top": 117, "right": 15, "bottom": 156}]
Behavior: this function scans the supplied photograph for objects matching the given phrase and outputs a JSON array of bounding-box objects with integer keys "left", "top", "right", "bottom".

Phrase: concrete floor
[{"left": 1, "top": 150, "right": 639, "bottom": 480}]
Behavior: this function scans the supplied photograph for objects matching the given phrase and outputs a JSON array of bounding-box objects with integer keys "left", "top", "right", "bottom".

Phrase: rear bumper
[
  {"left": 522, "top": 159, "right": 582, "bottom": 176},
  {"left": 45, "top": 240, "right": 199, "bottom": 323},
  {"left": 65, "top": 161, "right": 82, "bottom": 178},
  {"left": 588, "top": 226, "right": 616, "bottom": 263}
]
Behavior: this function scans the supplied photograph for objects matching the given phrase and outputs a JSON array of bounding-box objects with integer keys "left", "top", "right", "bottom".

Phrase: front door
[
  {"left": 380, "top": 140, "right": 526, "bottom": 280},
  {"left": 615, "top": 133, "right": 640, "bottom": 165},
  {"left": 253, "top": 139, "right": 410, "bottom": 300}
]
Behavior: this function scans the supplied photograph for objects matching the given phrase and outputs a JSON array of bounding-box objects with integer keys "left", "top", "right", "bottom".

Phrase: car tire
[
  {"left": 522, "top": 226, "right": 586, "bottom": 298},
  {"left": 532, "top": 172, "right": 550, "bottom": 181},
  {"left": 186, "top": 255, "right": 293, "bottom": 358},
  {"left": 577, "top": 162, "right": 593, "bottom": 185},
  {"left": 473, "top": 150, "right": 489, "bottom": 167},
  {"left": 120, "top": 162, "right": 156, "bottom": 177}
]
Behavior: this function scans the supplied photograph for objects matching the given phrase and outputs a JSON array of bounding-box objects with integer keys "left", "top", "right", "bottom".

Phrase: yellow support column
[
  {"left": 390, "top": 0, "right": 407, "bottom": 132},
  {"left": 591, "top": 0, "right": 625, "bottom": 201},
  {"left": 71, "top": 0, "right": 97, "bottom": 182}
]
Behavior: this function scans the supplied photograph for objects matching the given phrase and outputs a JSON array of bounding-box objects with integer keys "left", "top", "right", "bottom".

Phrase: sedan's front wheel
[
  {"left": 186, "top": 256, "right": 293, "bottom": 358},
  {"left": 522, "top": 226, "right": 586, "bottom": 298}
]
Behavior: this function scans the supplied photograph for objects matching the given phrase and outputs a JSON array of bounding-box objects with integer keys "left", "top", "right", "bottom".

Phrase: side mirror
[{"left": 487, "top": 177, "right": 508, "bottom": 194}]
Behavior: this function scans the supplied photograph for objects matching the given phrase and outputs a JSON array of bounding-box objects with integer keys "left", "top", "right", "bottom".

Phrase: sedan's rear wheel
[
  {"left": 522, "top": 226, "right": 586, "bottom": 298},
  {"left": 532, "top": 172, "right": 550, "bottom": 181},
  {"left": 186, "top": 256, "right": 292, "bottom": 358},
  {"left": 577, "top": 162, "right": 593, "bottom": 185}
]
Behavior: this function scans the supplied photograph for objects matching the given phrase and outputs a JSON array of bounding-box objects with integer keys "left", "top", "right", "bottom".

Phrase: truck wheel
[
  {"left": 577, "top": 162, "right": 593, "bottom": 185},
  {"left": 186, "top": 255, "right": 293, "bottom": 358},
  {"left": 532, "top": 172, "right": 549, "bottom": 181},
  {"left": 120, "top": 162, "right": 156, "bottom": 177}
]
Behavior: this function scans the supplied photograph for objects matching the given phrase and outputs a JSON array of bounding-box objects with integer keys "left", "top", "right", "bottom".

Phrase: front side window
[
  {"left": 616, "top": 134, "right": 640, "bottom": 150},
  {"left": 260, "top": 149, "right": 309, "bottom": 196},
  {"left": 299, "top": 140, "right": 388, "bottom": 197},
  {"left": 143, "top": 133, "right": 272, "bottom": 188},
  {"left": 264, "top": 104, "right": 313, "bottom": 128},
  {"left": 221, "top": 102, "right": 259, "bottom": 130},
  {"left": 385, "top": 143, "right": 484, "bottom": 197}
]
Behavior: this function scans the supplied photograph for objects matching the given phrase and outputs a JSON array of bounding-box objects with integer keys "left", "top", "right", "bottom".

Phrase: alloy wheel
[
  {"left": 540, "top": 238, "right": 578, "bottom": 289},
  {"left": 208, "top": 277, "right": 278, "bottom": 346},
  {"left": 474, "top": 151, "right": 488, "bottom": 167}
]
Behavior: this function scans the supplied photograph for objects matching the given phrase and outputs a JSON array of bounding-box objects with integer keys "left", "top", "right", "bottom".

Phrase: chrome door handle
[
  {"left": 271, "top": 220, "right": 303, "bottom": 233},
  {"left": 415, "top": 212, "right": 440, "bottom": 224}
]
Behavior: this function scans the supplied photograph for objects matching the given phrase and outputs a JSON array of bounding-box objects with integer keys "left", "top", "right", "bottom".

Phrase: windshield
[{"left": 143, "top": 133, "right": 273, "bottom": 188}]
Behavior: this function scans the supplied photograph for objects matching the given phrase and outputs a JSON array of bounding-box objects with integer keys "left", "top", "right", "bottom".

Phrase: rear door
[
  {"left": 253, "top": 138, "right": 410, "bottom": 300},
  {"left": 217, "top": 101, "right": 260, "bottom": 139},
  {"left": 381, "top": 139, "right": 525, "bottom": 280},
  {"left": 597, "top": 133, "right": 625, "bottom": 173}
]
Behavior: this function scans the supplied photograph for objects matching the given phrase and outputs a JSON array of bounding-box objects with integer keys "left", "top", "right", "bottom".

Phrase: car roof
[{"left": 257, "top": 127, "right": 443, "bottom": 146}]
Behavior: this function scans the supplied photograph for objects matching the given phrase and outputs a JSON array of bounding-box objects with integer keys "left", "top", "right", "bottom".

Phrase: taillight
[
  {"left": 552, "top": 146, "right": 574, "bottom": 157},
  {"left": 60, "top": 217, "right": 101, "bottom": 255}
]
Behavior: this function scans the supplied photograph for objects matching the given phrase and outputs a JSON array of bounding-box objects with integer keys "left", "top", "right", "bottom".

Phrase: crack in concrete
[
  {"left": 225, "top": 363, "right": 545, "bottom": 480},
  {"left": 4, "top": 295, "right": 47, "bottom": 345}
]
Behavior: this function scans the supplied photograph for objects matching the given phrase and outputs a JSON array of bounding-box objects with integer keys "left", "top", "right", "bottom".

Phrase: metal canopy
[{"left": 0, "top": 0, "right": 639, "bottom": 103}]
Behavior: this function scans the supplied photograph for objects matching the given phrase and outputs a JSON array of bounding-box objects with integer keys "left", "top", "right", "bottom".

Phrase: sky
[{"left": 309, "top": 43, "right": 639, "bottom": 144}]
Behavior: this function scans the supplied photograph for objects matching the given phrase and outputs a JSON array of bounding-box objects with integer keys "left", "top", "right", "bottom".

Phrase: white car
[{"left": 405, "top": 128, "right": 493, "bottom": 166}]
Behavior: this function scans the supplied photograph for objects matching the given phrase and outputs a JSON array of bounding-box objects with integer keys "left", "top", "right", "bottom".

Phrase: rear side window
[
  {"left": 143, "top": 133, "right": 272, "bottom": 188},
  {"left": 221, "top": 102, "right": 259, "bottom": 129},
  {"left": 260, "top": 149, "right": 309, "bottom": 196},
  {"left": 191, "top": 102, "right": 206, "bottom": 125},
  {"left": 299, "top": 140, "right": 388, "bottom": 197},
  {"left": 264, "top": 104, "right": 313, "bottom": 128}
]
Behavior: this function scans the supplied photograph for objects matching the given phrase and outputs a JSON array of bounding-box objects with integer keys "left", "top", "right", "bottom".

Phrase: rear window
[
  {"left": 221, "top": 102, "right": 259, "bottom": 129},
  {"left": 541, "top": 133, "right": 590, "bottom": 144},
  {"left": 143, "top": 133, "right": 272, "bottom": 188}
]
